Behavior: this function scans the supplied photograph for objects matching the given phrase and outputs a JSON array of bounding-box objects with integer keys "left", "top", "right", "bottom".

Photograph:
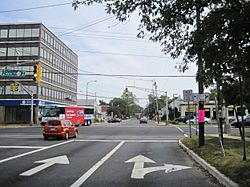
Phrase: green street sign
[{"left": 0, "top": 70, "right": 26, "bottom": 77}]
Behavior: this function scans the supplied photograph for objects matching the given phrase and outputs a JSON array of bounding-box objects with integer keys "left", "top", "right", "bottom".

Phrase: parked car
[
  {"left": 231, "top": 115, "right": 250, "bottom": 128},
  {"left": 187, "top": 117, "right": 211, "bottom": 124},
  {"left": 175, "top": 116, "right": 192, "bottom": 123},
  {"left": 139, "top": 116, "right": 148, "bottom": 124},
  {"left": 43, "top": 119, "right": 78, "bottom": 140},
  {"left": 108, "top": 118, "right": 122, "bottom": 123}
]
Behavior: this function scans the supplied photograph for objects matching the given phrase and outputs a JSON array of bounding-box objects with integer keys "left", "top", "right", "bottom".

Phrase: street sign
[
  {"left": 0, "top": 70, "right": 26, "bottom": 77},
  {"left": 183, "top": 89, "right": 193, "bottom": 102},
  {"left": 193, "top": 93, "right": 210, "bottom": 102}
]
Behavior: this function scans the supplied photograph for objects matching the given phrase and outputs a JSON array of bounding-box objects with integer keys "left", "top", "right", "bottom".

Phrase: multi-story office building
[{"left": 0, "top": 23, "right": 78, "bottom": 124}]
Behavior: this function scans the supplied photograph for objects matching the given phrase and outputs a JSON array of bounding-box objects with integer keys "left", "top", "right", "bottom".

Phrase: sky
[{"left": 0, "top": 0, "right": 199, "bottom": 107}]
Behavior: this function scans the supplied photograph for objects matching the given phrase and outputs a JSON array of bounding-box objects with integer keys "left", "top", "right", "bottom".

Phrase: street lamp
[{"left": 86, "top": 80, "right": 97, "bottom": 105}]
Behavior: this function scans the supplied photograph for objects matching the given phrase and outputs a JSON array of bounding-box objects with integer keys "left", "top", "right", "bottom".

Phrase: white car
[{"left": 187, "top": 117, "right": 211, "bottom": 124}]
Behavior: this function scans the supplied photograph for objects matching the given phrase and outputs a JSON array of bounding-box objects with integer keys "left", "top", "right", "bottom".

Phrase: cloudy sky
[{"left": 0, "top": 0, "right": 199, "bottom": 107}]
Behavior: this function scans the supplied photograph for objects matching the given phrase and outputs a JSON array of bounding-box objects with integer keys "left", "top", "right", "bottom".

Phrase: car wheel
[
  {"left": 65, "top": 132, "right": 69, "bottom": 140},
  {"left": 190, "top": 121, "right": 194, "bottom": 124},
  {"left": 43, "top": 135, "right": 48, "bottom": 140},
  {"left": 74, "top": 131, "right": 78, "bottom": 138}
]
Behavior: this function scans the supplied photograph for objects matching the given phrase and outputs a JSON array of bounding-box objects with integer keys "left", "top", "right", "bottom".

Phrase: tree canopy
[{"left": 73, "top": 0, "right": 250, "bottom": 86}]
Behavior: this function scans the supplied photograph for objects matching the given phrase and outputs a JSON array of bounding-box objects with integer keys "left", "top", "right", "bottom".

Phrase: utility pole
[
  {"left": 154, "top": 81, "right": 159, "bottom": 124},
  {"left": 196, "top": 0, "right": 205, "bottom": 146},
  {"left": 165, "top": 92, "right": 169, "bottom": 125}
]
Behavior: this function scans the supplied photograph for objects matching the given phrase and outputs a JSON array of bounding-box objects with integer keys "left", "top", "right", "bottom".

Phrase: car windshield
[
  {"left": 42, "top": 108, "right": 58, "bottom": 117},
  {"left": 47, "top": 120, "right": 61, "bottom": 126}
]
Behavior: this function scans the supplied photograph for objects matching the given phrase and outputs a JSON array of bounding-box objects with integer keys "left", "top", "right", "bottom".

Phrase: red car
[{"left": 43, "top": 119, "right": 78, "bottom": 140}]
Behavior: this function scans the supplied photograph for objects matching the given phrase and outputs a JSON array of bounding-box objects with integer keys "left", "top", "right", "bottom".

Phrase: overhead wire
[{"left": 0, "top": 2, "right": 72, "bottom": 14}]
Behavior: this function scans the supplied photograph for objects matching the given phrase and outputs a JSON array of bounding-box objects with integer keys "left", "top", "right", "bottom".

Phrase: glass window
[
  {"left": 0, "top": 29, "right": 8, "bottom": 38},
  {"left": 24, "top": 28, "right": 32, "bottom": 37},
  {"left": 31, "top": 28, "right": 39, "bottom": 37},
  {"left": 31, "top": 47, "right": 38, "bottom": 56},
  {"left": 9, "top": 29, "right": 17, "bottom": 38},
  {"left": 8, "top": 48, "right": 15, "bottom": 56},
  {"left": 23, "top": 47, "right": 31, "bottom": 56},
  {"left": 0, "top": 48, "right": 6, "bottom": 56},
  {"left": 17, "top": 29, "right": 24, "bottom": 37},
  {"left": 40, "top": 48, "right": 44, "bottom": 58}
]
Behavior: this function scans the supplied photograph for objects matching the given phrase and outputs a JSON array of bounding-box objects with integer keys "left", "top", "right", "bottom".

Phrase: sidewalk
[
  {"left": 0, "top": 124, "right": 40, "bottom": 128},
  {"left": 206, "top": 133, "right": 250, "bottom": 141}
]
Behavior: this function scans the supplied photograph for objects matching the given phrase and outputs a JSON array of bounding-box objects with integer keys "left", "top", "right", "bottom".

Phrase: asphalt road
[{"left": 0, "top": 119, "right": 222, "bottom": 187}]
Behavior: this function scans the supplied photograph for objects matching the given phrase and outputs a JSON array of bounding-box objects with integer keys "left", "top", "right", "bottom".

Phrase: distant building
[{"left": 0, "top": 23, "right": 78, "bottom": 124}]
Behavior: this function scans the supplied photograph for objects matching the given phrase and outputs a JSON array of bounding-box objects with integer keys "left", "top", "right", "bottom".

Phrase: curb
[{"left": 178, "top": 139, "right": 238, "bottom": 187}]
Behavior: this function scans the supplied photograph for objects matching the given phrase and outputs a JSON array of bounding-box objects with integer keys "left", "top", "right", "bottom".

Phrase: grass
[{"left": 181, "top": 136, "right": 250, "bottom": 187}]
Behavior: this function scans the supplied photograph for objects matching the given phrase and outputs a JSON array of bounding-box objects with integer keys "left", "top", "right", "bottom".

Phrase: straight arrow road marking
[
  {"left": 125, "top": 155, "right": 191, "bottom": 179},
  {"left": 20, "top": 155, "right": 69, "bottom": 176}
]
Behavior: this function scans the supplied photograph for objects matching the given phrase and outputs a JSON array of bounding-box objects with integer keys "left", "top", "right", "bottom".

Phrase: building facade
[{"left": 0, "top": 23, "right": 78, "bottom": 124}]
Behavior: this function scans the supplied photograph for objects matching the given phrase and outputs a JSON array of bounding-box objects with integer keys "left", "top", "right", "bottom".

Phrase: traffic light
[
  {"left": 14, "top": 83, "right": 19, "bottom": 91},
  {"left": 10, "top": 83, "right": 15, "bottom": 91},
  {"left": 33, "top": 64, "right": 42, "bottom": 84},
  {"left": 125, "top": 87, "right": 129, "bottom": 96}
]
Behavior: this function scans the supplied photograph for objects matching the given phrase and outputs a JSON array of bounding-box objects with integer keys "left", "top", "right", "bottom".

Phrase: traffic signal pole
[{"left": 196, "top": 1, "right": 205, "bottom": 146}]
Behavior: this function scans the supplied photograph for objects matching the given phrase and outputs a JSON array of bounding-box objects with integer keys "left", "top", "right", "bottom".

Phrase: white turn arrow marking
[
  {"left": 125, "top": 155, "right": 191, "bottom": 179},
  {"left": 20, "top": 155, "right": 69, "bottom": 176}
]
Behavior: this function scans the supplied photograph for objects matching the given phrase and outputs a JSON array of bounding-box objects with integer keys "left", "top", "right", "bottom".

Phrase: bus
[
  {"left": 83, "top": 106, "right": 95, "bottom": 126},
  {"left": 40, "top": 105, "right": 85, "bottom": 126}
]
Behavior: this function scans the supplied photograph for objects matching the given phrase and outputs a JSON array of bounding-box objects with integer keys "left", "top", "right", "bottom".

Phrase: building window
[
  {"left": 24, "top": 28, "right": 32, "bottom": 37},
  {"left": 31, "top": 28, "right": 39, "bottom": 37},
  {"left": 17, "top": 29, "right": 25, "bottom": 38},
  {"left": 31, "top": 47, "right": 38, "bottom": 56},
  {"left": 0, "top": 48, "right": 7, "bottom": 56},
  {"left": 9, "top": 29, "right": 17, "bottom": 38},
  {"left": 0, "top": 29, "right": 8, "bottom": 38}
]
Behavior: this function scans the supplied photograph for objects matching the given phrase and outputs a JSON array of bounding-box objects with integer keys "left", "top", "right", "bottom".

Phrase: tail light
[{"left": 60, "top": 125, "right": 65, "bottom": 132}]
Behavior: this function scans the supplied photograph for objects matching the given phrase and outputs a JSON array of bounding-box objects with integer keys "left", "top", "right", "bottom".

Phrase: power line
[
  {"left": 57, "top": 16, "right": 115, "bottom": 36},
  {"left": 50, "top": 27, "right": 135, "bottom": 37},
  {"left": 43, "top": 71, "right": 196, "bottom": 78},
  {"left": 76, "top": 50, "right": 169, "bottom": 59},
  {"left": 0, "top": 2, "right": 72, "bottom": 14}
]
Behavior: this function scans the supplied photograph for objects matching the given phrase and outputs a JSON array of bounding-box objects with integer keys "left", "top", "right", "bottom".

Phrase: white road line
[
  {"left": 70, "top": 141, "right": 125, "bottom": 187},
  {"left": 184, "top": 134, "right": 188, "bottom": 137},
  {"left": 0, "top": 146, "right": 45, "bottom": 149},
  {"left": 0, "top": 140, "right": 74, "bottom": 164},
  {"left": 176, "top": 126, "right": 184, "bottom": 133},
  {"left": 74, "top": 139, "right": 178, "bottom": 143},
  {"left": 191, "top": 126, "right": 199, "bottom": 131}
]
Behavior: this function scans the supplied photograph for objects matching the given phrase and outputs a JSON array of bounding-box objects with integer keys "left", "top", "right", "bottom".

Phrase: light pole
[{"left": 86, "top": 80, "right": 97, "bottom": 105}]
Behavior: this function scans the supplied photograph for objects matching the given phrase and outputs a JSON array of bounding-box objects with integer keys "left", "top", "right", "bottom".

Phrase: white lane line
[
  {"left": 0, "top": 140, "right": 74, "bottom": 164},
  {"left": 184, "top": 134, "right": 188, "bottom": 137},
  {"left": 0, "top": 146, "right": 45, "bottom": 149},
  {"left": 176, "top": 127, "right": 184, "bottom": 133},
  {"left": 191, "top": 126, "right": 199, "bottom": 131},
  {"left": 74, "top": 139, "right": 178, "bottom": 143},
  {"left": 70, "top": 141, "right": 125, "bottom": 187}
]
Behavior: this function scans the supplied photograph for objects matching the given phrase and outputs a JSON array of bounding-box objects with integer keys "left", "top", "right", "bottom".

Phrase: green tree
[
  {"left": 73, "top": 0, "right": 250, "bottom": 85},
  {"left": 109, "top": 89, "right": 142, "bottom": 118},
  {"left": 99, "top": 100, "right": 108, "bottom": 105}
]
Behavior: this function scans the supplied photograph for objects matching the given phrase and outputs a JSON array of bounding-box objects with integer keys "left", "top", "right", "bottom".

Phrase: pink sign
[{"left": 198, "top": 110, "right": 205, "bottom": 122}]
